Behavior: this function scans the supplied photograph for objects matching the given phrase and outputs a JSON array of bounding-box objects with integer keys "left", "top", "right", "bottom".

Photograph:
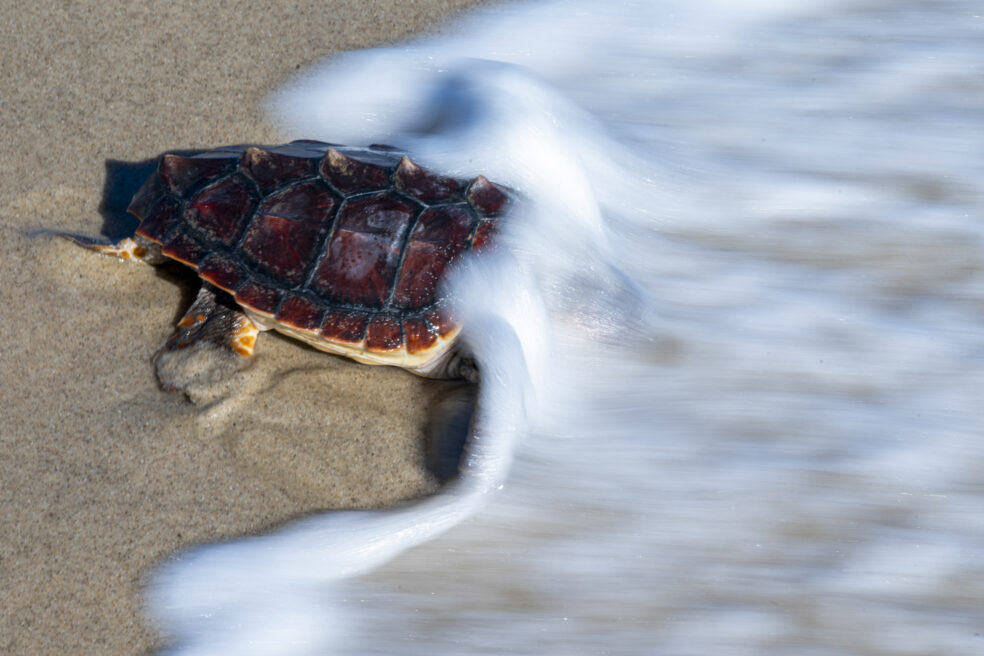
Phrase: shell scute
[
  {"left": 198, "top": 253, "right": 246, "bottom": 292},
  {"left": 403, "top": 316, "right": 438, "bottom": 354},
  {"left": 466, "top": 175, "right": 510, "bottom": 216},
  {"left": 425, "top": 306, "right": 457, "bottom": 338},
  {"left": 185, "top": 174, "right": 258, "bottom": 246},
  {"left": 392, "top": 205, "right": 474, "bottom": 310},
  {"left": 162, "top": 230, "right": 208, "bottom": 267},
  {"left": 134, "top": 196, "right": 181, "bottom": 243},
  {"left": 321, "top": 310, "right": 369, "bottom": 344},
  {"left": 395, "top": 156, "right": 460, "bottom": 203},
  {"left": 276, "top": 294, "right": 323, "bottom": 332},
  {"left": 234, "top": 280, "right": 284, "bottom": 316},
  {"left": 335, "top": 191, "right": 417, "bottom": 235},
  {"left": 241, "top": 180, "right": 339, "bottom": 285},
  {"left": 320, "top": 147, "right": 391, "bottom": 194},
  {"left": 310, "top": 192, "right": 416, "bottom": 307},
  {"left": 240, "top": 147, "right": 317, "bottom": 195},
  {"left": 159, "top": 153, "right": 238, "bottom": 197},
  {"left": 313, "top": 231, "right": 397, "bottom": 307},
  {"left": 365, "top": 315, "right": 403, "bottom": 352},
  {"left": 128, "top": 172, "right": 167, "bottom": 221},
  {"left": 470, "top": 219, "right": 499, "bottom": 253}
]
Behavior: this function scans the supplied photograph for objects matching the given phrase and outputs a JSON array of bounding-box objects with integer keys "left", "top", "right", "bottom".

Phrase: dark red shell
[{"left": 131, "top": 140, "right": 510, "bottom": 354}]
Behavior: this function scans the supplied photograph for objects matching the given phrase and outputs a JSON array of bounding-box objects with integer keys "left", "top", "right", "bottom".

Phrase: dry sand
[{"left": 0, "top": 1, "right": 490, "bottom": 653}]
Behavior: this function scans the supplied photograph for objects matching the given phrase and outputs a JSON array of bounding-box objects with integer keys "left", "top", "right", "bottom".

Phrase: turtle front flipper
[
  {"left": 154, "top": 283, "right": 261, "bottom": 401},
  {"left": 161, "top": 283, "right": 259, "bottom": 357},
  {"left": 61, "top": 233, "right": 168, "bottom": 264}
]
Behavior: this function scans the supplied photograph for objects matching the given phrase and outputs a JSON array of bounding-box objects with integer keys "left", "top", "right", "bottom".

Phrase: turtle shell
[{"left": 129, "top": 140, "right": 510, "bottom": 372}]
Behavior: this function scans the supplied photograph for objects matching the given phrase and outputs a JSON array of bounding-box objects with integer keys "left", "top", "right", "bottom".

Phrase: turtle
[{"left": 67, "top": 140, "right": 510, "bottom": 385}]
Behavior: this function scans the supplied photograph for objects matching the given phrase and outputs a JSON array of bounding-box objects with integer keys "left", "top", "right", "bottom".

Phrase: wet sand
[{"left": 0, "top": 1, "right": 488, "bottom": 653}]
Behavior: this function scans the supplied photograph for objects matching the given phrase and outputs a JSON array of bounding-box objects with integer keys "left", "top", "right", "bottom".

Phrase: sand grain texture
[{"left": 0, "top": 1, "right": 489, "bottom": 653}]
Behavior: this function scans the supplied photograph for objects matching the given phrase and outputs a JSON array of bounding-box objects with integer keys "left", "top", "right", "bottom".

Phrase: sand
[{"left": 0, "top": 1, "right": 489, "bottom": 653}]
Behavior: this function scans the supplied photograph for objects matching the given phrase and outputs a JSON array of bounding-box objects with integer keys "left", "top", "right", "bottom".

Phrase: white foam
[{"left": 151, "top": 1, "right": 984, "bottom": 653}]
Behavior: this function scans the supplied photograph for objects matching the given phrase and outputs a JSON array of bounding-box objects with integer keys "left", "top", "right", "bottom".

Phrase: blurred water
[{"left": 151, "top": 2, "right": 984, "bottom": 654}]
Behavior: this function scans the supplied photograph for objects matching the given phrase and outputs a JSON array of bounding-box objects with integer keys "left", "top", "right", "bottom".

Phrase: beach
[{"left": 0, "top": 1, "right": 488, "bottom": 653}]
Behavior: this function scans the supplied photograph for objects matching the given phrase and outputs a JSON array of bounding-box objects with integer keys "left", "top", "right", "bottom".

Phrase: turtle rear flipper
[
  {"left": 61, "top": 233, "right": 168, "bottom": 264},
  {"left": 154, "top": 283, "right": 260, "bottom": 402}
]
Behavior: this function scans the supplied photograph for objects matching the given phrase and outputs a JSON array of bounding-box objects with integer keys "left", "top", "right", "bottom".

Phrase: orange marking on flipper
[
  {"left": 88, "top": 237, "right": 146, "bottom": 261},
  {"left": 177, "top": 316, "right": 195, "bottom": 327},
  {"left": 229, "top": 318, "right": 260, "bottom": 357},
  {"left": 232, "top": 338, "right": 255, "bottom": 356}
]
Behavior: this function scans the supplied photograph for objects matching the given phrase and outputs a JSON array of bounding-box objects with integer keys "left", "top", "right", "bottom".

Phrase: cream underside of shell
[{"left": 244, "top": 307, "right": 460, "bottom": 376}]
